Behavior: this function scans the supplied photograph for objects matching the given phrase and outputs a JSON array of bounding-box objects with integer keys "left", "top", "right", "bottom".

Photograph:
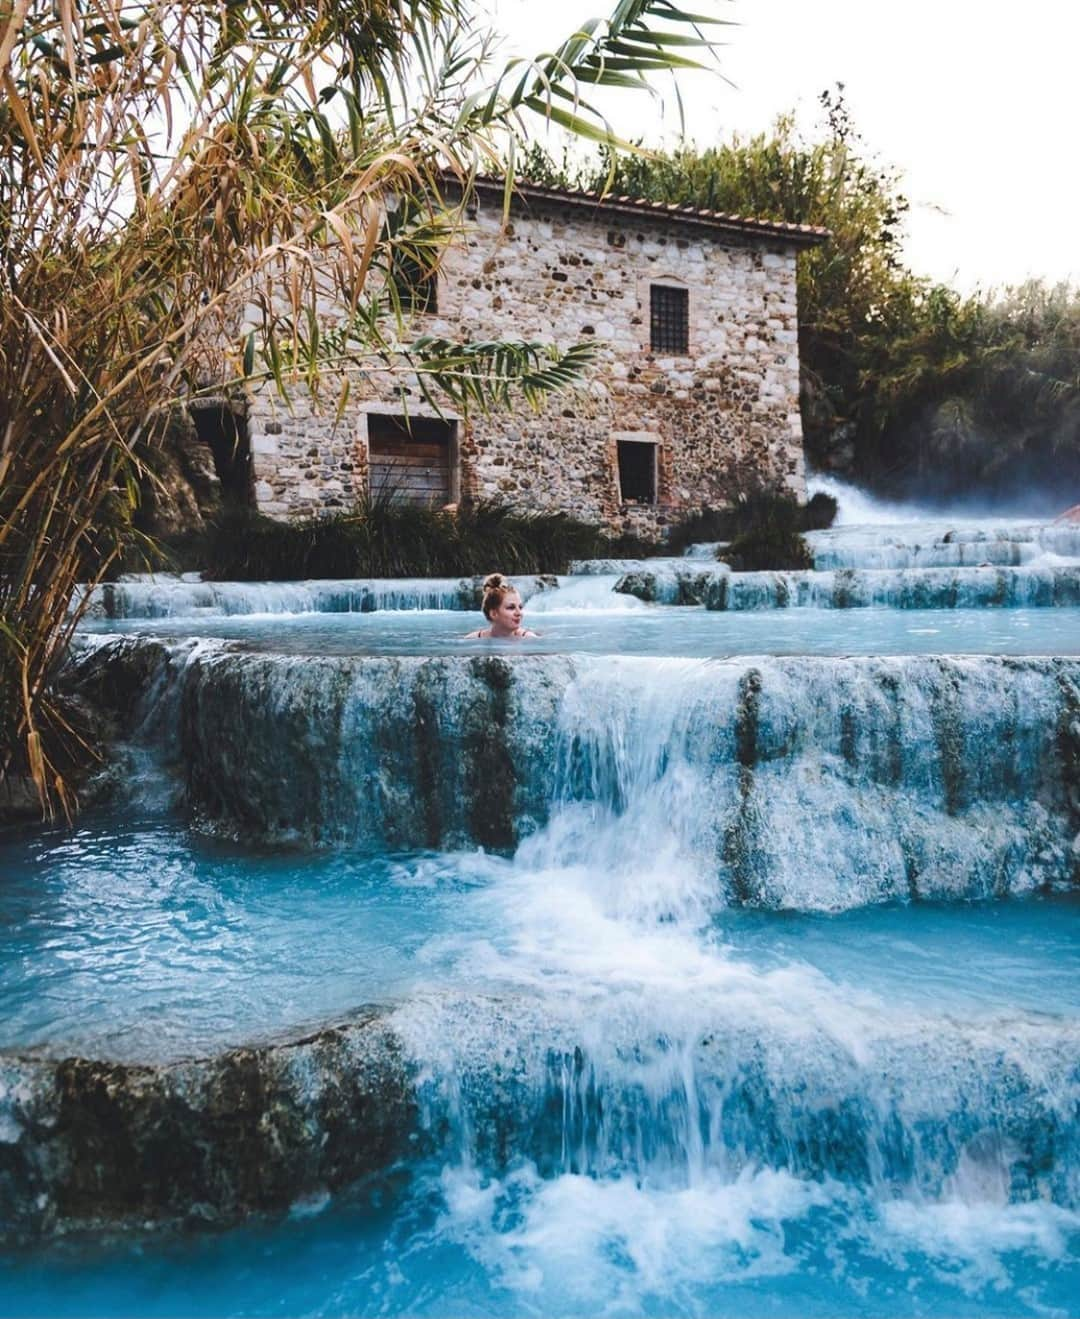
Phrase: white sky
[{"left": 487, "top": 0, "right": 1079, "bottom": 293}]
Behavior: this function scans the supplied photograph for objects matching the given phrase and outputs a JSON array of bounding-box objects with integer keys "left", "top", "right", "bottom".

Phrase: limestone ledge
[
  {"left": 63, "top": 641, "right": 1080, "bottom": 892},
  {"left": 613, "top": 564, "right": 1080, "bottom": 610},
  {"left": 4, "top": 992, "right": 1077, "bottom": 1243},
  {"left": 0, "top": 1011, "right": 413, "bottom": 1243}
]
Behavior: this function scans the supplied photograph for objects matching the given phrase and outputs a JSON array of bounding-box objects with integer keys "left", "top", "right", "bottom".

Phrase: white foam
[
  {"left": 524, "top": 576, "right": 644, "bottom": 613},
  {"left": 879, "top": 1199, "right": 1080, "bottom": 1296},
  {"left": 807, "top": 473, "right": 1002, "bottom": 526},
  {"left": 436, "top": 1163, "right": 829, "bottom": 1307}
]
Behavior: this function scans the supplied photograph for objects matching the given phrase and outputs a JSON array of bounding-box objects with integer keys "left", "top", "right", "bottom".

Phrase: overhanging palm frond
[
  {"left": 406, "top": 337, "right": 599, "bottom": 413},
  {"left": 1, "top": 0, "right": 723, "bottom": 820},
  {"left": 306, "top": 325, "right": 599, "bottom": 416},
  {"left": 462, "top": 0, "right": 730, "bottom": 146}
]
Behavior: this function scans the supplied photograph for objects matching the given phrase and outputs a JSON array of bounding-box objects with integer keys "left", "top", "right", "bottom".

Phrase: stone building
[{"left": 235, "top": 178, "right": 827, "bottom": 536}]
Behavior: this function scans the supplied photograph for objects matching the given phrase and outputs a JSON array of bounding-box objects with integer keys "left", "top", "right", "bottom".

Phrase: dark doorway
[
  {"left": 189, "top": 404, "right": 253, "bottom": 506},
  {"left": 368, "top": 414, "right": 457, "bottom": 506},
  {"left": 617, "top": 440, "right": 657, "bottom": 503}
]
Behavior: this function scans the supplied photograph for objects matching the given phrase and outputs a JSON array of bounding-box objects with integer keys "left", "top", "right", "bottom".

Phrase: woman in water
[{"left": 464, "top": 573, "right": 539, "bottom": 639}]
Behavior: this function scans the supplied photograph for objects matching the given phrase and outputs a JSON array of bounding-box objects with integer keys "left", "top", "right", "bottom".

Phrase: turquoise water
[
  {"left": 1, "top": 815, "right": 1077, "bottom": 1060},
  {"left": 78, "top": 601, "right": 1080, "bottom": 656},
  {"left": 4, "top": 1160, "right": 1078, "bottom": 1317},
  {"left": 0, "top": 817, "right": 477, "bottom": 1061},
  {"left": 2, "top": 812, "right": 1078, "bottom": 1317},
  {"left": 3, "top": 508, "right": 1080, "bottom": 1316}
]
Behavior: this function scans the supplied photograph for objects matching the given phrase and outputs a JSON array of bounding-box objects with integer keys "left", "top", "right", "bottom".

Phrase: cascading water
[
  {"left": 614, "top": 563, "right": 1080, "bottom": 608},
  {"left": 76, "top": 573, "right": 559, "bottom": 618},
  {"left": 804, "top": 474, "right": 1080, "bottom": 568},
  {"left": 66, "top": 641, "right": 1079, "bottom": 902},
  {"left": 806, "top": 526, "right": 1080, "bottom": 572},
  {"left": 3, "top": 489, "right": 1079, "bottom": 1317},
  {"left": 384, "top": 656, "right": 1077, "bottom": 1198},
  {"left": 375, "top": 643, "right": 1080, "bottom": 1314}
]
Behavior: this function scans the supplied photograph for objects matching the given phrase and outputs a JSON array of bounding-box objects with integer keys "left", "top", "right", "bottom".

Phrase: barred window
[{"left": 650, "top": 284, "right": 688, "bottom": 354}]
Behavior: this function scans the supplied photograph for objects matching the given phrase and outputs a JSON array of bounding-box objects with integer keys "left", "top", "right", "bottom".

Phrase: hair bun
[{"left": 479, "top": 572, "right": 517, "bottom": 620}]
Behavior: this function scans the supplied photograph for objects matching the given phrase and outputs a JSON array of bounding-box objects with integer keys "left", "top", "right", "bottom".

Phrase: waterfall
[
  {"left": 806, "top": 523, "right": 1080, "bottom": 571},
  {"left": 392, "top": 987, "right": 1080, "bottom": 1206},
  {"left": 705, "top": 565, "right": 1080, "bottom": 609},
  {"left": 613, "top": 564, "right": 1080, "bottom": 608},
  {"left": 75, "top": 574, "right": 558, "bottom": 619},
  {"left": 9, "top": 495, "right": 1079, "bottom": 1309},
  {"left": 76, "top": 640, "right": 1080, "bottom": 908}
]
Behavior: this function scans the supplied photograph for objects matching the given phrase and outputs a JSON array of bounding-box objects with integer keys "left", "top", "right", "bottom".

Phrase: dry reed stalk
[{"left": 1, "top": 0, "right": 718, "bottom": 816}]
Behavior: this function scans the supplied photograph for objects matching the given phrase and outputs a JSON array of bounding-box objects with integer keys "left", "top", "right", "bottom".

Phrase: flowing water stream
[{"left": 2, "top": 485, "right": 1078, "bottom": 1316}]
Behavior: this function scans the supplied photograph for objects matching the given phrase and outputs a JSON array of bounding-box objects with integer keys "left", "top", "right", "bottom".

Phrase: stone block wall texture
[{"left": 245, "top": 189, "right": 813, "bottom": 534}]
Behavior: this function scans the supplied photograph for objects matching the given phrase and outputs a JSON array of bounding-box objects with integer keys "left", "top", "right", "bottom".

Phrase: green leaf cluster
[{"left": 855, "top": 279, "right": 1080, "bottom": 501}]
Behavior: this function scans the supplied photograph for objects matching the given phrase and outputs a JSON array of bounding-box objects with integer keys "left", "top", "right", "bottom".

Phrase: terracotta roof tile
[{"left": 463, "top": 176, "right": 829, "bottom": 247}]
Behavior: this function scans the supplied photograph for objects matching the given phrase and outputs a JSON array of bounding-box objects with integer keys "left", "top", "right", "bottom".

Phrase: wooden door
[{"left": 367, "top": 414, "right": 454, "bottom": 506}]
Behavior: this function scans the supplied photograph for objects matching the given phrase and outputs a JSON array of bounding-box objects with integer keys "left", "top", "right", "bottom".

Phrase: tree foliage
[
  {"left": 519, "top": 92, "right": 1080, "bottom": 504},
  {"left": 856, "top": 279, "right": 1080, "bottom": 501}
]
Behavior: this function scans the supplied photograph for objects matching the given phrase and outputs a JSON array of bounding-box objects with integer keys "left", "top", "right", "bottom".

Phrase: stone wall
[
  {"left": 246, "top": 190, "right": 811, "bottom": 534},
  {"left": 248, "top": 384, "right": 365, "bottom": 517}
]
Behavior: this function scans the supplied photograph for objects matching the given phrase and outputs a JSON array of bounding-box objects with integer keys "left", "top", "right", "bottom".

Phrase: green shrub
[
  {"left": 802, "top": 491, "right": 838, "bottom": 530},
  {"left": 197, "top": 486, "right": 834, "bottom": 580},
  {"left": 664, "top": 507, "right": 737, "bottom": 556},
  {"left": 198, "top": 496, "right": 617, "bottom": 581},
  {"left": 716, "top": 491, "right": 818, "bottom": 572},
  {"left": 451, "top": 501, "right": 607, "bottom": 575},
  {"left": 722, "top": 525, "right": 814, "bottom": 572},
  {"left": 663, "top": 488, "right": 834, "bottom": 564}
]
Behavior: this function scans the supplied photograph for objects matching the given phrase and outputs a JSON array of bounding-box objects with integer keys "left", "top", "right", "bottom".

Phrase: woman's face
[{"left": 488, "top": 591, "right": 524, "bottom": 633}]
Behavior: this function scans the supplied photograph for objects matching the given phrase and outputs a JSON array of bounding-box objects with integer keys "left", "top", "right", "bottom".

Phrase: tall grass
[
  {"left": 202, "top": 494, "right": 613, "bottom": 580},
  {"left": 1, "top": 0, "right": 720, "bottom": 817},
  {"left": 197, "top": 487, "right": 833, "bottom": 583}
]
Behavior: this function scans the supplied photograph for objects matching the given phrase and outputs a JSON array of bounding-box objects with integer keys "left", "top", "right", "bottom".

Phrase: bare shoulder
[
  {"left": 518, "top": 628, "right": 540, "bottom": 638},
  {"left": 463, "top": 628, "right": 489, "bottom": 639}
]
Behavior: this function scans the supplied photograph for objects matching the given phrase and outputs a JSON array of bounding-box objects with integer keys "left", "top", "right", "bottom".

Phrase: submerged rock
[
  {"left": 0, "top": 1011, "right": 414, "bottom": 1242},
  {"left": 614, "top": 564, "right": 729, "bottom": 605}
]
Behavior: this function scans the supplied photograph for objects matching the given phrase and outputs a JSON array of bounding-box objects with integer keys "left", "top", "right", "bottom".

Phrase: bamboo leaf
[{"left": 520, "top": 96, "right": 636, "bottom": 148}]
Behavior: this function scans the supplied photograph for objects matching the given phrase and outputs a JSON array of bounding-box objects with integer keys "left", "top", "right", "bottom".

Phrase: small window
[
  {"left": 650, "top": 284, "right": 688, "bottom": 353},
  {"left": 617, "top": 440, "right": 657, "bottom": 504}
]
